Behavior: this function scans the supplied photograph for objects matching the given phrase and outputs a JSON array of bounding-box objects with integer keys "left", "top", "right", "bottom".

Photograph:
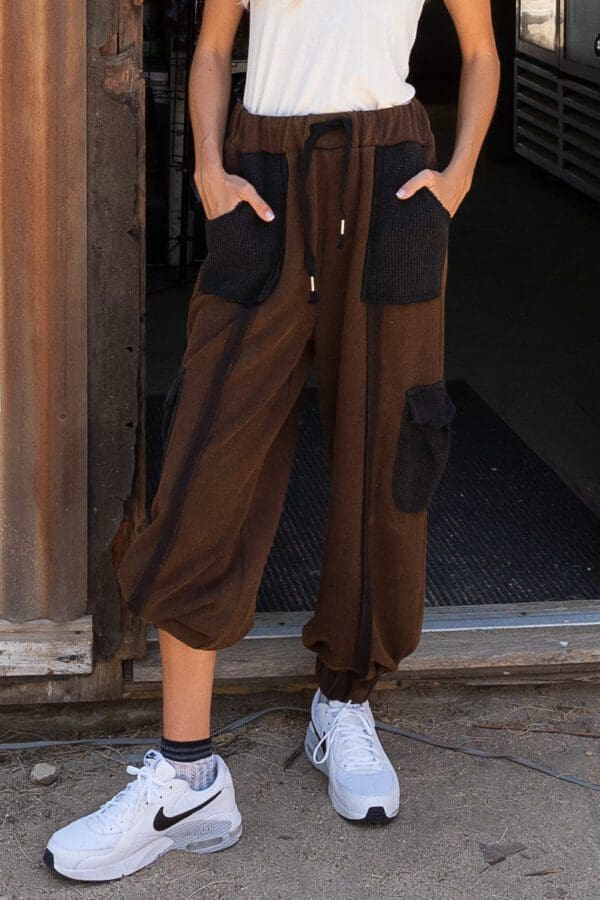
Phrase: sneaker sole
[
  {"left": 304, "top": 727, "right": 399, "bottom": 825},
  {"left": 44, "top": 817, "right": 242, "bottom": 882}
]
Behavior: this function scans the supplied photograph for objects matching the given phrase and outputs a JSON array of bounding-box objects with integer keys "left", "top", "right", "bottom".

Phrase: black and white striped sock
[{"left": 160, "top": 736, "right": 218, "bottom": 791}]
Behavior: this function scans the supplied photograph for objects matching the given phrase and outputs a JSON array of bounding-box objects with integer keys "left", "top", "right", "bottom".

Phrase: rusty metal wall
[{"left": 0, "top": 2, "right": 88, "bottom": 622}]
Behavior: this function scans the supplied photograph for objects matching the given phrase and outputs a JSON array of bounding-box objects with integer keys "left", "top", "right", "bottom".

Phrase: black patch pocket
[
  {"left": 393, "top": 380, "right": 456, "bottom": 514},
  {"left": 361, "top": 141, "right": 450, "bottom": 305},
  {"left": 160, "top": 366, "right": 186, "bottom": 471},
  {"left": 198, "top": 148, "right": 288, "bottom": 306}
]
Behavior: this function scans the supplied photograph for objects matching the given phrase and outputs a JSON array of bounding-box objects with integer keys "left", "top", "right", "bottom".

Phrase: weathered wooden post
[{"left": 0, "top": 0, "right": 146, "bottom": 701}]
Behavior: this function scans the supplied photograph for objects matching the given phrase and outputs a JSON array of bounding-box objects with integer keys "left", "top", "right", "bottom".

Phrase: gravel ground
[{"left": 1, "top": 681, "right": 600, "bottom": 899}]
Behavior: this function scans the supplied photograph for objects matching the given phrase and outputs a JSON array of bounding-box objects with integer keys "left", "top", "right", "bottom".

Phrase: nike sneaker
[
  {"left": 44, "top": 750, "right": 241, "bottom": 882},
  {"left": 305, "top": 689, "right": 400, "bottom": 823}
]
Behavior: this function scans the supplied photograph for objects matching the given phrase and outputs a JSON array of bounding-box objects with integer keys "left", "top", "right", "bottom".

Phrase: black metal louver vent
[
  {"left": 515, "top": 60, "right": 560, "bottom": 163},
  {"left": 562, "top": 83, "right": 600, "bottom": 186},
  {"left": 515, "top": 57, "right": 600, "bottom": 202}
]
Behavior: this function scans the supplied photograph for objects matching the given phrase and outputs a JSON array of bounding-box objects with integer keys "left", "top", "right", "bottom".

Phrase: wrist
[
  {"left": 194, "top": 161, "right": 226, "bottom": 187},
  {"left": 445, "top": 158, "right": 474, "bottom": 193}
]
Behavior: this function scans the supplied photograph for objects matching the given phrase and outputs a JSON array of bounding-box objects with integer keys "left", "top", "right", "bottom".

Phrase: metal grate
[
  {"left": 515, "top": 57, "right": 600, "bottom": 201},
  {"left": 146, "top": 382, "right": 600, "bottom": 612},
  {"left": 144, "top": 0, "right": 249, "bottom": 275}
]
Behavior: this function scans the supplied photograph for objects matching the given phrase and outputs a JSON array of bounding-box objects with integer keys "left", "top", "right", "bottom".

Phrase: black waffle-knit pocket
[
  {"left": 393, "top": 380, "right": 456, "bottom": 513},
  {"left": 199, "top": 148, "right": 288, "bottom": 306},
  {"left": 361, "top": 141, "right": 450, "bottom": 305}
]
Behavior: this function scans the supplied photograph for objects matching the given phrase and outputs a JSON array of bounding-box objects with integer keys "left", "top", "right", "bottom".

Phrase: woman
[{"left": 45, "top": 0, "right": 499, "bottom": 882}]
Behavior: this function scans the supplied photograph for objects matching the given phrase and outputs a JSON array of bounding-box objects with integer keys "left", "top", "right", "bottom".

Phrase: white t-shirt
[{"left": 242, "top": 0, "right": 427, "bottom": 116}]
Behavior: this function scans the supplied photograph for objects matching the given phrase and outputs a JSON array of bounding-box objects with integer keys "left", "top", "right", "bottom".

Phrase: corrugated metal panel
[{"left": 0, "top": 2, "right": 87, "bottom": 621}]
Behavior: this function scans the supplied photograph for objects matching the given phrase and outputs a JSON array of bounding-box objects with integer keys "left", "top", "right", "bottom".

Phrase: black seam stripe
[
  {"left": 128, "top": 311, "right": 254, "bottom": 615},
  {"left": 354, "top": 303, "right": 380, "bottom": 677}
]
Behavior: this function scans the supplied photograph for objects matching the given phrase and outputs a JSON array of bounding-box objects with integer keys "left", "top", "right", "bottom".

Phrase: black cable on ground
[
  {"left": 1, "top": 705, "right": 599, "bottom": 792},
  {"left": 374, "top": 720, "right": 600, "bottom": 792}
]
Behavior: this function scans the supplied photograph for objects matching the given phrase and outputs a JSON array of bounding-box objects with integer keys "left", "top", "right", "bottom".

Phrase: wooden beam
[
  {"left": 146, "top": 600, "right": 600, "bottom": 642},
  {"left": 0, "top": 658, "right": 123, "bottom": 706},
  {"left": 87, "top": 0, "right": 146, "bottom": 663},
  {"left": 134, "top": 601, "right": 600, "bottom": 687},
  {"left": 0, "top": 616, "right": 93, "bottom": 677}
]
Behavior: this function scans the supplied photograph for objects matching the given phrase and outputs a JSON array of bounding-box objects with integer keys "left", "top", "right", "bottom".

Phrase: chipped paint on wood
[
  {"left": 102, "top": 46, "right": 144, "bottom": 105},
  {"left": 0, "top": 616, "right": 93, "bottom": 677}
]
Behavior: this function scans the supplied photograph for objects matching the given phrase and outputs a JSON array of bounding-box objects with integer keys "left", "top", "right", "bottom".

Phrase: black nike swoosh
[{"left": 153, "top": 789, "right": 222, "bottom": 832}]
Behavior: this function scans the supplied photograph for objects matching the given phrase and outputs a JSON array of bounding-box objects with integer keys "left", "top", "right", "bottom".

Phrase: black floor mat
[{"left": 146, "top": 380, "right": 600, "bottom": 611}]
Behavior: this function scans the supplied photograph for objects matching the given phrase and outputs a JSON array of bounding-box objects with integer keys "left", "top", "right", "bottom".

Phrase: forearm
[
  {"left": 189, "top": 45, "right": 232, "bottom": 183},
  {"left": 446, "top": 51, "right": 501, "bottom": 192}
]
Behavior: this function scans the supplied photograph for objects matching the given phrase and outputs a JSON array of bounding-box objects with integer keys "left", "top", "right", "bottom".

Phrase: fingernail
[
  {"left": 396, "top": 188, "right": 406, "bottom": 198},
  {"left": 265, "top": 210, "right": 275, "bottom": 221}
]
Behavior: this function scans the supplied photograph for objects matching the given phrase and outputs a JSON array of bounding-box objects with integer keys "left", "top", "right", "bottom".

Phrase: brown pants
[{"left": 117, "top": 97, "right": 455, "bottom": 702}]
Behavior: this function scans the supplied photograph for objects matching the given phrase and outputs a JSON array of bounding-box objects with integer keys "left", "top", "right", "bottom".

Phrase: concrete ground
[{"left": 1, "top": 681, "right": 600, "bottom": 899}]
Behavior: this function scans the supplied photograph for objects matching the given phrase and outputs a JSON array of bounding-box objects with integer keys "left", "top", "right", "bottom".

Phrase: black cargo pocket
[
  {"left": 392, "top": 380, "right": 456, "bottom": 513},
  {"left": 361, "top": 141, "right": 450, "bottom": 305},
  {"left": 159, "top": 366, "right": 185, "bottom": 470},
  {"left": 198, "top": 148, "right": 288, "bottom": 306}
]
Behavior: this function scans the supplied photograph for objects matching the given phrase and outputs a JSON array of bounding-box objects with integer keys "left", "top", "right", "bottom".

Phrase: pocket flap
[{"left": 405, "top": 381, "right": 456, "bottom": 427}]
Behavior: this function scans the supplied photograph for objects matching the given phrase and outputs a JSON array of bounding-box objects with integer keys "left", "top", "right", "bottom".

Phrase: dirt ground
[{"left": 1, "top": 681, "right": 599, "bottom": 899}]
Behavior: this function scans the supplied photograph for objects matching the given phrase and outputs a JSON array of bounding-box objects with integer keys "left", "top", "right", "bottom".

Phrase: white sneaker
[
  {"left": 305, "top": 689, "right": 400, "bottom": 823},
  {"left": 44, "top": 750, "right": 241, "bottom": 882}
]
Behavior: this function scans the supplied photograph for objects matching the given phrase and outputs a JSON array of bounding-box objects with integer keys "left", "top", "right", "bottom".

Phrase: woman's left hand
[{"left": 396, "top": 166, "right": 469, "bottom": 219}]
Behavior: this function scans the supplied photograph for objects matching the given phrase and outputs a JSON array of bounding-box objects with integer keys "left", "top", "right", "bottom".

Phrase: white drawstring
[
  {"left": 96, "top": 762, "right": 166, "bottom": 830},
  {"left": 312, "top": 701, "right": 382, "bottom": 771}
]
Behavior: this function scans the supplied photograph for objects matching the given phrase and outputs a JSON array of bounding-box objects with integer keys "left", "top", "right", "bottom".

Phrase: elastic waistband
[{"left": 226, "top": 97, "right": 433, "bottom": 154}]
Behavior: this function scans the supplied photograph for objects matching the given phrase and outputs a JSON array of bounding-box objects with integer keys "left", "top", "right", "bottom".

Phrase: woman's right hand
[{"left": 194, "top": 165, "right": 275, "bottom": 222}]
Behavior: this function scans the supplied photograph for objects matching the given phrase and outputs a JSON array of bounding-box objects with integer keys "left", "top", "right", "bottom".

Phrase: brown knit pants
[{"left": 117, "top": 97, "right": 455, "bottom": 702}]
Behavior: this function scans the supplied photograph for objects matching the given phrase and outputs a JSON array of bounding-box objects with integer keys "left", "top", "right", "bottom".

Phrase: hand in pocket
[
  {"left": 194, "top": 168, "right": 275, "bottom": 222},
  {"left": 395, "top": 166, "right": 467, "bottom": 219}
]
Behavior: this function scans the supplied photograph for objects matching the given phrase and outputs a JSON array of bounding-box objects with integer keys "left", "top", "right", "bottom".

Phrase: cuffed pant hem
[
  {"left": 315, "top": 658, "right": 388, "bottom": 704},
  {"left": 152, "top": 617, "right": 249, "bottom": 652}
]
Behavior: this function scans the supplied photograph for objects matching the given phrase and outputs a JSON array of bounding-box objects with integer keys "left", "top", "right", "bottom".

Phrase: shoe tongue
[
  {"left": 143, "top": 749, "right": 176, "bottom": 781},
  {"left": 325, "top": 699, "right": 369, "bottom": 718},
  {"left": 326, "top": 699, "right": 347, "bottom": 711}
]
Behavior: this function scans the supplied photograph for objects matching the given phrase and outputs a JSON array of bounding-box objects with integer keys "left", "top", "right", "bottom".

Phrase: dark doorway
[{"left": 142, "top": 0, "right": 600, "bottom": 620}]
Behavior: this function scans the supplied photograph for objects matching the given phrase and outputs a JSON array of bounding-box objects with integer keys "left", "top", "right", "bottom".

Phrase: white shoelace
[
  {"left": 95, "top": 762, "right": 166, "bottom": 831},
  {"left": 312, "top": 701, "right": 382, "bottom": 772}
]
